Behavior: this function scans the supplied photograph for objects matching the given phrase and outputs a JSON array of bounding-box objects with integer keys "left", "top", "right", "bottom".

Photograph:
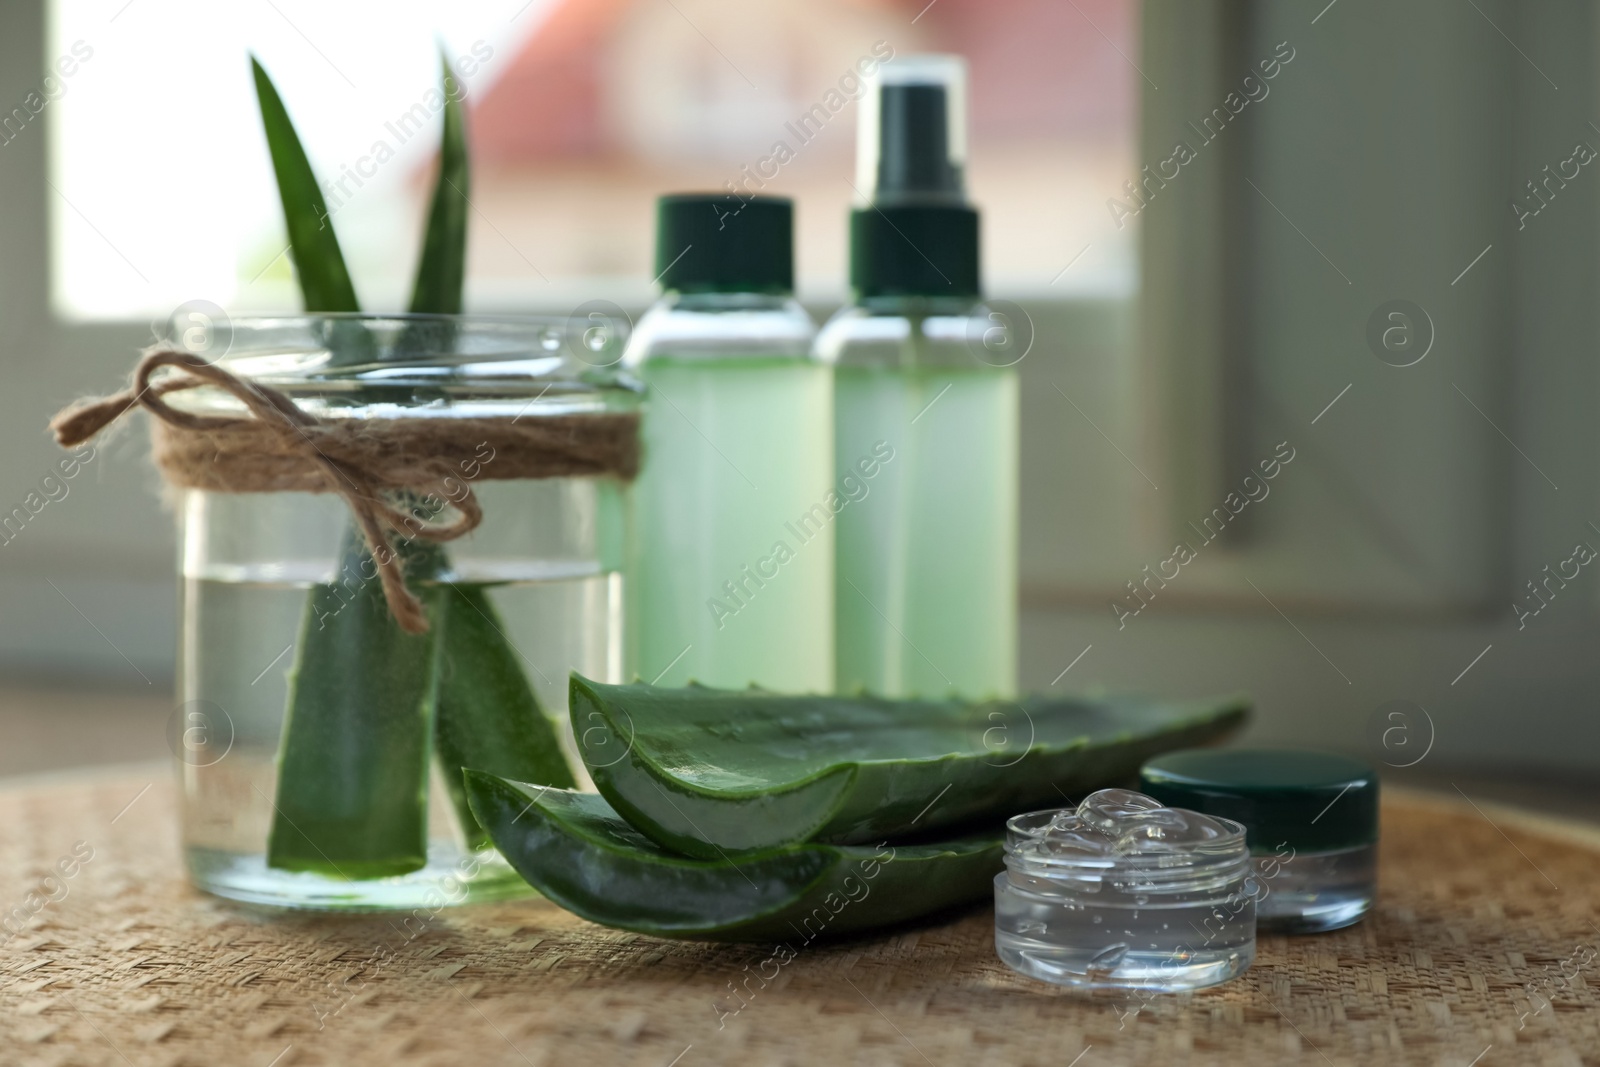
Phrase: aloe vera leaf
[
  {"left": 266, "top": 530, "right": 447, "bottom": 877},
  {"left": 254, "top": 57, "right": 441, "bottom": 876},
  {"left": 265, "top": 511, "right": 451, "bottom": 877},
  {"left": 407, "top": 54, "right": 469, "bottom": 316},
  {"left": 465, "top": 776, "right": 1002, "bottom": 942},
  {"left": 395, "top": 56, "right": 576, "bottom": 841},
  {"left": 399, "top": 56, "right": 574, "bottom": 837},
  {"left": 433, "top": 586, "right": 577, "bottom": 851},
  {"left": 571, "top": 678, "right": 1250, "bottom": 859},
  {"left": 250, "top": 56, "right": 359, "bottom": 315}
]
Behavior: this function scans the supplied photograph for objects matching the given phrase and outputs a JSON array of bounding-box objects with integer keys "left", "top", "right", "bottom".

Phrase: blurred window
[{"left": 48, "top": 0, "right": 1137, "bottom": 318}]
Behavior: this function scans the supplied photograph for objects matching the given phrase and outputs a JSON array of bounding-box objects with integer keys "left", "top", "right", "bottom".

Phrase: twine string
[{"left": 50, "top": 347, "right": 495, "bottom": 634}]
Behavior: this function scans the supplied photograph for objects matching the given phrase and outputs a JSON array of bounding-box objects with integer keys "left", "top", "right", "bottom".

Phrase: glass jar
[
  {"left": 1249, "top": 841, "right": 1375, "bottom": 932},
  {"left": 1140, "top": 748, "right": 1380, "bottom": 933},
  {"left": 170, "top": 315, "right": 637, "bottom": 909},
  {"left": 993, "top": 789, "right": 1256, "bottom": 991}
]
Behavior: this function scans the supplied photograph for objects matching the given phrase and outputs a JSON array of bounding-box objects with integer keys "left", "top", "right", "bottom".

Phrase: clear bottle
[
  {"left": 815, "top": 56, "right": 1017, "bottom": 699},
  {"left": 624, "top": 195, "right": 833, "bottom": 692}
]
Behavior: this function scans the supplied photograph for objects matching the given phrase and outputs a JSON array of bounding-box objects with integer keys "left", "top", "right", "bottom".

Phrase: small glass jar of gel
[
  {"left": 1141, "top": 749, "right": 1379, "bottom": 933},
  {"left": 993, "top": 789, "right": 1256, "bottom": 991}
]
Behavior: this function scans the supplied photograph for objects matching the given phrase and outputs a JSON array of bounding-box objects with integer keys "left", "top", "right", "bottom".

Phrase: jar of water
[{"left": 170, "top": 314, "right": 637, "bottom": 909}]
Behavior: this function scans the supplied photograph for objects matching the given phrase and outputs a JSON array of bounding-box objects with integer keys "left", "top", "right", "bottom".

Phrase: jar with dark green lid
[{"left": 1140, "top": 749, "right": 1378, "bottom": 933}]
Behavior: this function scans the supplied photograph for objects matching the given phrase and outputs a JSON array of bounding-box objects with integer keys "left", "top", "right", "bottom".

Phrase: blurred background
[{"left": 1, "top": 0, "right": 1595, "bottom": 808}]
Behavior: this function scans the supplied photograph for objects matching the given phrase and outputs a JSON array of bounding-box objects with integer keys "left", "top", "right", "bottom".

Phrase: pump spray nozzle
[
  {"left": 850, "top": 54, "right": 980, "bottom": 299},
  {"left": 857, "top": 55, "right": 970, "bottom": 207}
]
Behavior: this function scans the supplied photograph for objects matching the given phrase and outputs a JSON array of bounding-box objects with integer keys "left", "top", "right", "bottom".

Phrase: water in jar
[{"left": 177, "top": 478, "right": 623, "bottom": 909}]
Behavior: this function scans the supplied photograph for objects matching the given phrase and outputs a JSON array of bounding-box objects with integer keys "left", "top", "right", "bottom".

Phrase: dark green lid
[
  {"left": 654, "top": 194, "right": 793, "bottom": 294},
  {"left": 1140, "top": 748, "right": 1379, "bottom": 854},
  {"left": 850, "top": 205, "right": 979, "bottom": 299}
]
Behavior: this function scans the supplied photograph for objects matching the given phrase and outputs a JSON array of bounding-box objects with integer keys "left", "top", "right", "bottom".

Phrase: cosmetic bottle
[
  {"left": 624, "top": 195, "right": 833, "bottom": 691},
  {"left": 815, "top": 55, "right": 1017, "bottom": 698}
]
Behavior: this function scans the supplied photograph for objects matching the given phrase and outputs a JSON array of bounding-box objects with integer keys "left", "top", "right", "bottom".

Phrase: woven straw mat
[{"left": 0, "top": 770, "right": 1596, "bottom": 1067}]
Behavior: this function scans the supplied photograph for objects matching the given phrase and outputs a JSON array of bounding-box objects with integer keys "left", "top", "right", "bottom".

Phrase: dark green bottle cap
[
  {"left": 654, "top": 194, "right": 793, "bottom": 294},
  {"left": 849, "top": 205, "right": 980, "bottom": 299},
  {"left": 1140, "top": 748, "right": 1379, "bottom": 854}
]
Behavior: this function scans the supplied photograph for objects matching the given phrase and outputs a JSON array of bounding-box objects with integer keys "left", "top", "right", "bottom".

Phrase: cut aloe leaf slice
[
  {"left": 256, "top": 55, "right": 556, "bottom": 875},
  {"left": 256, "top": 57, "right": 439, "bottom": 877},
  {"left": 266, "top": 532, "right": 446, "bottom": 878},
  {"left": 571, "top": 678, "right": 1248, "bottom": 860},
  {"left": 433, "top": 585, "right": 577, "bottom": 851},
  {"left": 465, "top": 775, "right": 1002, "bottom": 941}
]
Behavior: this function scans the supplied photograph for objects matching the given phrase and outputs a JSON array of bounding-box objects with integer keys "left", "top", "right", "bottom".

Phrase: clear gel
[{"left": 994, "top": 789, "right": 1256, "bottom": 991}]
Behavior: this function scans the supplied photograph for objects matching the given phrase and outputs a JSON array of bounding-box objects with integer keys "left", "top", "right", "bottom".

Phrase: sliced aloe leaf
[
  {"left": 266, "top": 531, "right": 446, "bottom": 878},
  {"left": 255, "top": 55, "right": 564, "bottom": 877},
  {"left": 255, "top": 57, "right": 445, "bottom": 877},
  {"left": 433, "top": 586, "right": 577, "bottom": 851},
  {"left": 255, "top": 57, "right": 437, "bottom": 877},
  {"left": 572, "top": 678, "right": 1249, "bottom": 860},
  {"left": 465, "top": 775, "right": 1002, "bottom": 941}
]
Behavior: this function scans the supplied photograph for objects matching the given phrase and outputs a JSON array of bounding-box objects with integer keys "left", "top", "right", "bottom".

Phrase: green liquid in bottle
[
  {"left": 834, "top": 363, "right": 1017, "bottom": 697},
  {"left": 826, "top": 51, "right": 1014, "bottom": 696},
  {"left": 628, "top": 355, "right": 835, "bottom": 691}
]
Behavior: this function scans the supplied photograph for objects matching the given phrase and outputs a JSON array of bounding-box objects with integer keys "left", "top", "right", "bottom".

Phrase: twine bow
[{"left": 50, "top": 347, "right": 483, "bottom": 634}]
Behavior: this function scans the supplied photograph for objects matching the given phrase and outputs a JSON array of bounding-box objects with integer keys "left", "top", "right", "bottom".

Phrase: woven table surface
[{"left": 0, "top": 769, "right": 1596, "bottom": 1067}]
